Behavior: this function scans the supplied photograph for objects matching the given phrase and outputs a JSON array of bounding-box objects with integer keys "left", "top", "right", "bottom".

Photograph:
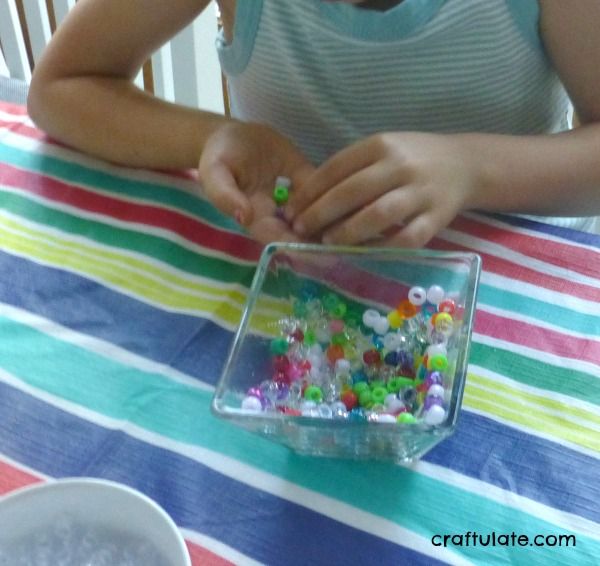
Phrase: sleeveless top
[{"left": 216, "top": 0, "right": 594, "bottom": 232}]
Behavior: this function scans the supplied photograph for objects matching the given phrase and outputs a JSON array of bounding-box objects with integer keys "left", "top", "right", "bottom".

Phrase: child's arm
[
  {"left": 28, "top": 0, "right": 313, "bottom": 241},
  {"left": 287, "top": 0, "right": 600, "bottom": 247}
]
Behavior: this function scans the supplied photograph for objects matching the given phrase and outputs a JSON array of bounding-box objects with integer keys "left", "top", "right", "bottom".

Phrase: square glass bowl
[{"left": 212, "top": 243, "right": 481, "bottom": 464}]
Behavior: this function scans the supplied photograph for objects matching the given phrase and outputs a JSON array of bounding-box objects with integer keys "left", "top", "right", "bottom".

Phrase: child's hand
[
  {"left": 199, "top": 122, "right": 315, "bottom": 244},
  {"left": 286, "top": 132, "right": 480, "bottom": 248}
]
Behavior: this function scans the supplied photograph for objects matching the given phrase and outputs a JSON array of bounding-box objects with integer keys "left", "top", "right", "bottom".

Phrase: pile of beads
[{"left": 241, "top": 284, "right": 462, "bottom": 426}]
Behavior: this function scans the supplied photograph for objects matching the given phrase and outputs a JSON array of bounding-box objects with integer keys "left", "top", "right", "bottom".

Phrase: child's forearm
[
  {"left": 460, "top": 125, "right": 600, "bottom": 217},
  {"left": 28, "top": 75, "right": 233, "bottom": 170}
]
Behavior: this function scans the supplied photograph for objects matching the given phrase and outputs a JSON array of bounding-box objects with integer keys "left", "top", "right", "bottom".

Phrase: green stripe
[
  {"left": 0, "top": 189, "right": 257, "bottom": 285},
  {"left": 1, "top": 142, "right": 243, "bottom": 232},
  {"left": 470, "top": 343, "right": 600, "bottom": 406},
  {"left": 2, "top": 316, "right": 599, "bottom": 565}
]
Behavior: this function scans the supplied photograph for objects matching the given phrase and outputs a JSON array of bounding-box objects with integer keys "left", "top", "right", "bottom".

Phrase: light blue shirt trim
[
  {"left": 505, "top": 0, "right": 542, "bottom": 50},
  {"left": 216, "top": 0, "right": 263, "bottom": 76}
]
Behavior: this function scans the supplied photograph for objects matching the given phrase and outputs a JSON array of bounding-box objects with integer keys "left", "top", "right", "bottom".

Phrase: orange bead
[
  {"left": 327, "top": 344, "right": 345, "bottom": 364},
  {"left": 397, "top": 299, "right": 418, "bottom": 319}
]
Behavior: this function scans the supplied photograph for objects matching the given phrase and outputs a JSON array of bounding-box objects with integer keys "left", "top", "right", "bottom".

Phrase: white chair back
[{"left": 0, "top": 0, "right": 225, "bottom": 113}]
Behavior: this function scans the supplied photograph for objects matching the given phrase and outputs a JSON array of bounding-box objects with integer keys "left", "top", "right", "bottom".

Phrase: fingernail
[{"left": 234, "top": 210, "right": 245, "bottom": 225}]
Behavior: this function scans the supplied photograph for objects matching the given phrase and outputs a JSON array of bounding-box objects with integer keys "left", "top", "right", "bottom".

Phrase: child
[{"left": 28, "top": 0, "right": 600, "bottom": 246}]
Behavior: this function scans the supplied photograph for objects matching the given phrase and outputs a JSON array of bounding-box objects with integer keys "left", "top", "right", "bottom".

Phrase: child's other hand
[
  {"left": 199, "top": 122, "right": 315, "bottom": 244},
  {"left": 286, "top": 132, "right": 480, "bottom": 248}
]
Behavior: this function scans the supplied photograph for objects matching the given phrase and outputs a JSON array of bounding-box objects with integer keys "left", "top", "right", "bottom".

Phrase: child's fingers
[
  {"left": 201, "top": 161, "right": 253, "bottom": 226},
  {"left": 286, "top": 140, "right": 376, "bottom": 219},
  {"left": 320, "top": 186, "right": 424, "bottom": 245}
]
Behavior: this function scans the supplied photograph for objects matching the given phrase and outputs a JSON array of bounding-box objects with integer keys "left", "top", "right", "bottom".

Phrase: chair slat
[
  {"left": 22, "top": 0, "right": 52, "bottom": 65},
  {"left": 52, "top": 0, "right": 76, "bottom": 28},
  {"left": 151, "top": 43, "right": 175, "bottom": 103},
  {"left": 169, "top": 4, "right": 224, "bottom": 113},
  {"left": 0, "top": 0, "right": 31, "bottom": 81}
]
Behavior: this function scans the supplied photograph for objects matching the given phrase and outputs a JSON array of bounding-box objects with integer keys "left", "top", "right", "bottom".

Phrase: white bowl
[{"left": 0, "top": 478, "right": 191, "bottom": 566}]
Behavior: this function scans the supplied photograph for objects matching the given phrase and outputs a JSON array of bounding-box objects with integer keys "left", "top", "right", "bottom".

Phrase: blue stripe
[
  {"left": 489, "top": 213, "right": 600, "bottom": 248},
  {"left": 0, "top": 250, "right": 231, "bottom": 386},
  {"left": 424, "top": 411, "right": 600, "bottom": 524},
  {"left": 0, "top": 381, "right": 443, "bottom": 566}
]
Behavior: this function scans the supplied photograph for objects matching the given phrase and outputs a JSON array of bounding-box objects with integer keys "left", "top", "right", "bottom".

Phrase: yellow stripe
[
  {"left": 467, "top": 372, "right": 600, "bottom": 426},
  {"left": 464, "top": 384, "right": 600, "bottom": 453},
  {"left": 0, "top": 218, "right": 287, "bottom": 333}
]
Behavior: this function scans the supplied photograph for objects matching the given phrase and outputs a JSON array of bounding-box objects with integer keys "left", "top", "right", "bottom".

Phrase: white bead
[
  {"left": 300, "top": 400, "right": 317, "bottom": 411},
  {"left": 372, "top": 316, "right": 390, "bottom": 335},
  {"left": 383, "top": 333, "right": 401, "bottom": 351},
  {"left": 335, "top": 359, "right": 351, "bottom": 374},
  {"left": 362, "top": 309, "right": 381, "bottom": 328},
  {"left": 426, "top": 344, "right": 447, "bottom": 358},
  {"left": 424, "top": 405, "right": 446, "bottom": 425},
  {"left": 426, "top": 285, "right": 445, "bottom": 305},
  {"left": 408, "top": 286, "right": 427, "bottom": 306},
  {"left": 317, "top": 403, "right": 333, "bottom": 419},
  {"left": 384, "top": 394, "right": 405, "bottom": 413},
  {"left": 376, "top": 414, "right": 397, "bottom": 424},
  {"left": 427, "top": 384, "right": 445, "bottom": 398},
  {"left": 275, "top": 176, "right": 291, "bottom": 189},
  {"left": 241, "top": 396, "right": 262, "bottom": 412}
]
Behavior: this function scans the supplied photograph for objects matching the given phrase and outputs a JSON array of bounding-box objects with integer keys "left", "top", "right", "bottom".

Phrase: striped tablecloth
[{"left": 1, "top": 100, "right": 599, "bottom": 565}]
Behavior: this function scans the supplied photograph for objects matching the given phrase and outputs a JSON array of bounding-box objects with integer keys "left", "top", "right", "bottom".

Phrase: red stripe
[
  {"left": 1, "top": 162, "right": 262, "bottom": 262},
  {"left": 430, "top": 236, "right": 600, "bottom": 304},
  {"left": 0, "top": 101, "right": 28, "bottom": 116},
  {"left": 0, "top": 459, "right": 43, "bottom": 495},
  {"left": 452, "top": 216, "right": 600, "bottom": 279},
  {"left": 475, "top": 310, "right": 600, "bottom": 365},
  {"left": 186, "top": 541, "right": 235, "bottom": 566}
]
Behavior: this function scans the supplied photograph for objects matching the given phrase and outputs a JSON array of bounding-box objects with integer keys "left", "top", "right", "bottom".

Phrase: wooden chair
[{"left": 0, "top": 0, "right": 225, "bottom": 113}]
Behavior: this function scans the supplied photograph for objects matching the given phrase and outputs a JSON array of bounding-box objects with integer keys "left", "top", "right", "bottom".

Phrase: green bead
[
  {"left": 397, "top": 413, "right": 416, "bottom": 424},
  {"left": 371, "top": 386, "right": 388, "bottom": 405},
  {"left": 273, "top": 185, "right": 289, "bottom": 205},
  {"left": 332, "top": 302, "right": 347, "bottom": 318},
  {"left": 358, "top": 390, "right": 373, "bottom": 408},
  {"left": 304, "top": 385, "right": 323, "bottom": 403},
  {"left": 353, "top": 381, "right": 369, "bottom": 395},
  {"left": 387, "top": 377, "right": 414, "bottom": 393},
  {"left": 369, "top": 380, "right": 385, "bottom": 391},
  {"left": 322, "top": 293, "right": 340, "bottom": 313},
  {"left": 304, "top": 329, "right": 316, "bottom": 346},
  {"left": 270, "top": 337, "right": 289, "bottom": 355},
  {"left": 331, "top": 332, "right": 348, "bottom": 346}
]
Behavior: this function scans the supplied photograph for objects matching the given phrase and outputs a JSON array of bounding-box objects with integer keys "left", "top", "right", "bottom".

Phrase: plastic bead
[
  {"left": 329, "top": 319, "right": 345, "bottom": 333},
  {"left": 376, "top": 414, "right": 397, "bottom": 424},
  {"left": 397, "top": 413, "right": 416, "bottom": 424},
  {"left": 371, "top": 386, "right": 388, "bottom": 405},
  {"left": 427, "top": 383, "right": 445, "bottom": 397},
  {"left": 427, "top": 353, "right": 449, "bottom": 372},
  {"left": 424, "top": 404, "right": 446, "bottom": 425},
  {"left": 341, "top": 390, "right": 358, "bottom": 410},
  {"left": 304, "top": 385, "right": 323, "bottom": 403},
  {"left": 363, "top": 349, "right": 381, "bottom": 365},
  {"left": 362, "top": 309, "right": 380, "bottom": 328},
  {"left": 408, "top": 286, "right": 427, "bottom": 306},
  {"left": 270, "top": 337, "right": 289, "bottom": 355},
  {"left": 373, "top": 316, "right": 390, "bottom": 335},
  {"left": 358, "top": 390, "right": 373, "bottom": 408},
  {"left": 438, "top": 298, "right": 456, "bottom": 315},
  {"left": 426, "top": 285, "right": 445, "bottom": 305},
  {"left": 327, "top": 344, "right": 345, "bottom": 364},
  {"left": 397, "top": 299, "right": 418, "bottom": 319},
  {"left": 387, "top": 310, "right": 404, "bottom": 329},
  {"left": 434, "top": 312, "right": 454, "bottom": 334},
  {"left": 241, "top": 396, "right": 263, "bottom": 412},
  {"left": 273, "top": 185, "right": 289, "bottom": 206}
]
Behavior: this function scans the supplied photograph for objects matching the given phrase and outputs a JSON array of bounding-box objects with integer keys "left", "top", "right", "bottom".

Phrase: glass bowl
[{"left": 212, "top": 243, "right": 481, "bottom": 464}]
